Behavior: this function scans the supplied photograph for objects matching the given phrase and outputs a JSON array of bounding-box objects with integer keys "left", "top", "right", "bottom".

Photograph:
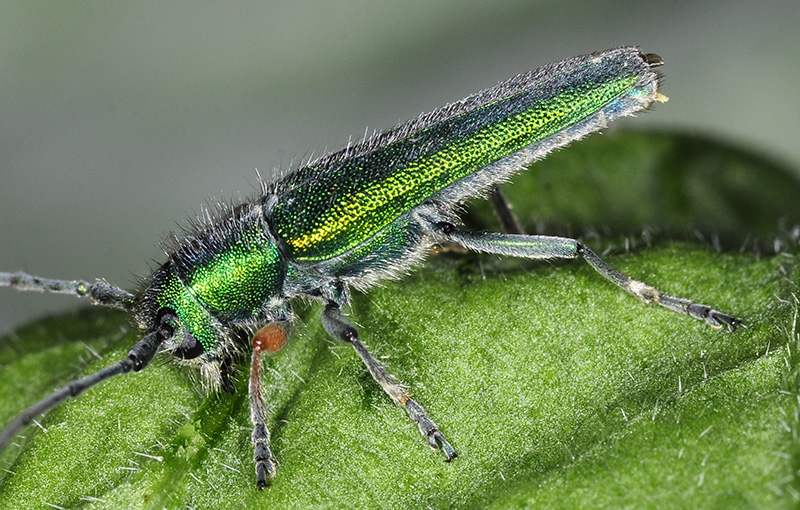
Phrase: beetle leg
[
  {"left": 488, "top": 185, "right": 526, "bottom": 234},
  {"left": 437, "top": 226, "right": 741, "bottom": 331},
  {"left": 321, "top": 303, "right": 457, "bottom": 461},
  {"left": 249, "top": 322, "right": 290, "bottom": 489}
]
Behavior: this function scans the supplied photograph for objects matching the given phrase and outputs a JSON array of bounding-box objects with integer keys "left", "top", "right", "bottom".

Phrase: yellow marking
[{"left": 286, "top": 79, "right": 635, "bottom": 254}]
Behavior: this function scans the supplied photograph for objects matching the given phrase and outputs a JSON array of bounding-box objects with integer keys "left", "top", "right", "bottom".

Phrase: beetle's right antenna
[
  {"left": 0, "top": 323, "right": 169, "bottom": 453},
  {"left": 0, "top": 271, "right": 135, "bottom": 310}
]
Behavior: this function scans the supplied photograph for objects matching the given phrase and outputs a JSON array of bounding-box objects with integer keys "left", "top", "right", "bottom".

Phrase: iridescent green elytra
[
  {"left": 272, "top": 52, "right": 644, "bottom": 261},
  {"left": 0, "top": 47, "right": 740, "bottom": 490}
]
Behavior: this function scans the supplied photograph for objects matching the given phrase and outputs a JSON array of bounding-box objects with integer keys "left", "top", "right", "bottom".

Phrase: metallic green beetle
[{"left": 0, "top": 47, "right": 739, "bottom": 489}]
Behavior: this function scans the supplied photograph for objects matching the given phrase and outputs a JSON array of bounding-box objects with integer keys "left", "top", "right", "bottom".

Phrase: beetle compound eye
[
  {"left": 154, "top": 307, "right": 203, "bottom": 359},
  {"left": 173, "top": 332, "right": 205, "bottom": 359}
]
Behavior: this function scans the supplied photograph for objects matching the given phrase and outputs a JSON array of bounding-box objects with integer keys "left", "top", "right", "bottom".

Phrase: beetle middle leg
[
  {"left": 488, "top": 184, "right": 526, "bottom": 235},
  {"left": 321, "top": 302, "right": 457, "bottom": 461}
]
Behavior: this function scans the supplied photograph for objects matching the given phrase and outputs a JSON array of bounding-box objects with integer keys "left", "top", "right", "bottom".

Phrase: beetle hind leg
[{"left": 436, "top": 225, "right": 741, "bottom": 331}]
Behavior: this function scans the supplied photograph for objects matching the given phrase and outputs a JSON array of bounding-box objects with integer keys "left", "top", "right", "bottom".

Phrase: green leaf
[{"left": 1, "top": 131, "right": 798, "bottom": 509}]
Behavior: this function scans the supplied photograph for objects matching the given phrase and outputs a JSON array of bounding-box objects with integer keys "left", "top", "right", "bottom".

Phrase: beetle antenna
[
  {"left": 0, "top": 328, "right": 165, "bottom": 452},
  {"left": 0, "top": 271, "right": 135, "bottom": 310}
]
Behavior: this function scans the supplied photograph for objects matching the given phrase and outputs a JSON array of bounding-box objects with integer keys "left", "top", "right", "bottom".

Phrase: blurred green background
[{"left": 1, "top": 0, "right": 798, "bottom": 333}]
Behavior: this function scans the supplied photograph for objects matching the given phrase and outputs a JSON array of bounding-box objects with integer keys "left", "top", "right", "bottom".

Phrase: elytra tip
[{"left": 643, "top": 52, "right": 664, "bottom": 68}]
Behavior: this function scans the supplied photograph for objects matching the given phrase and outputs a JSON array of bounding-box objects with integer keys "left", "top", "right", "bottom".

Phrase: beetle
[{"left": 0, "top": 47, "right": 739, "bottom": 489}]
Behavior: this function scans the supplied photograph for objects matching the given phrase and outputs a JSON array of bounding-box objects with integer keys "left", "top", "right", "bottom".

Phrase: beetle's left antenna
[
  {"left": 0, "top": 271, "right": 136, "bottom": 310},
  {"left": 0, "top": 323, "right": 170, "bottom": 453}
]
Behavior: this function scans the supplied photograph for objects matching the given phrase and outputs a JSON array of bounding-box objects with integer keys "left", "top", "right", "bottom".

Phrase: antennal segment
[
  {"left": 0, "top": 271, "right": 135, "bottom": 310},
  {"left": 0, "top": 326, "right": 166, "bottom": 452}
]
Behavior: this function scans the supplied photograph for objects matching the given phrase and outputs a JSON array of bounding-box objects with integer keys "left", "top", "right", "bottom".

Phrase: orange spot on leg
[{"left": 253, "top": 323, "right": 288, "bottom": 354}]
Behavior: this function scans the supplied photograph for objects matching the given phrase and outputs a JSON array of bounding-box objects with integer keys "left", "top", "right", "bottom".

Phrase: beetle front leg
[
  {"left": 321, "top": 303, "right": 457, "bottom": 461},
  {"left": 249, "top": 322, "right": 291, "bottom": 488}
]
